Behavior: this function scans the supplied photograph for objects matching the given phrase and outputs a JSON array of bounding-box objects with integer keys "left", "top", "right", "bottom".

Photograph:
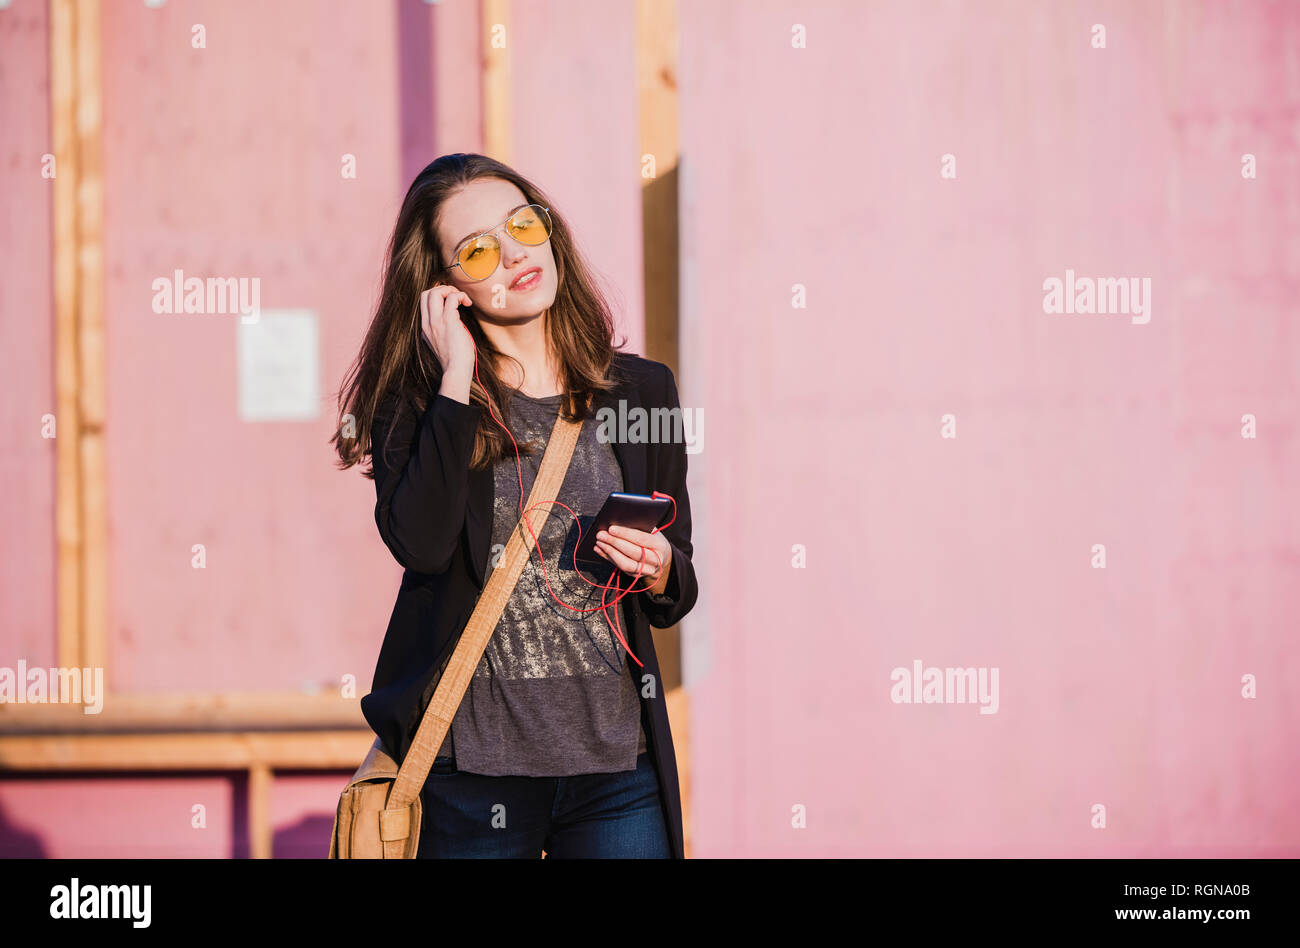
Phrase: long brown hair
[{"left": 332, "top": 153, "right": 625, "bottom": 476}]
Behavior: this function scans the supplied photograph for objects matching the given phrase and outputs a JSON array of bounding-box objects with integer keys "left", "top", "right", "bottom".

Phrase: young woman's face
[{"left": 435, "top": 177, "right": 559, "bottom": 318}]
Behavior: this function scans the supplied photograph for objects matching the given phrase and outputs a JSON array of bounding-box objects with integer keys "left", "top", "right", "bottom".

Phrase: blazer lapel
[{"left": 464, "top": 364, "right": 646, "bottom": 588}]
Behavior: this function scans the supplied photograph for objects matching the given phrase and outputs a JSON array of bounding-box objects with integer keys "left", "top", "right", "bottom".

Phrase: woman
[{"left": 332, "top": 153, "right": 698, "bottom": 858}]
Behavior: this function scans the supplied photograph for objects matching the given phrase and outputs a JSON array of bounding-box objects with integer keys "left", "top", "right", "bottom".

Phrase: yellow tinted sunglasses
[{"left": 443, "top": 204, "right": 553, "bottom": 283}]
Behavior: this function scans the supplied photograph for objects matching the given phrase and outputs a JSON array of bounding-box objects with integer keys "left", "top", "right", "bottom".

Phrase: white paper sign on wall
[{"left": 236, "top": 308, "right": 321, "bottom": 422}]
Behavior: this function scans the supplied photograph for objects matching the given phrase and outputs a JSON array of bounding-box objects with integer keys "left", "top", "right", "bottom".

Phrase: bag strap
[{"left": 386, "top": 413, "right": 584, "bottom": 808}]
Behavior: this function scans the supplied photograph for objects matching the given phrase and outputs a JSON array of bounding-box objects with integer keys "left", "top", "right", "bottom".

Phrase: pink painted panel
[
  {"left": 0, "top": 774, "right": 239, "bottom": 857},
  {"left": 0, "top": 0, "right": 56, "bottom": 667},
  {"left": 0, "top": 771, "right": 353, "bottom": 857},
  {"left": 678, "top": 0, "right": 1300, "bottom": 856},
  {"left": 511, "top": 0, "right": 645, "bottom": 353},
  {"left": 98, "top": 0, "right": 412, "bottom": 694}
]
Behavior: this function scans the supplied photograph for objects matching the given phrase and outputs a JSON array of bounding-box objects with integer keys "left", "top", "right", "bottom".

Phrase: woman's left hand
[{"left": 594, "top": 524, "right": 673, "bottom": 594}]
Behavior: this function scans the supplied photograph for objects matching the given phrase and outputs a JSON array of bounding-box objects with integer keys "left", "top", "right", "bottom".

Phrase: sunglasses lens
[
  {"left": 458, "top": 237, "right": 500, "bottom": 281},
  {"left": 508, "top": 206, "right": 551, "bottom": 245}
]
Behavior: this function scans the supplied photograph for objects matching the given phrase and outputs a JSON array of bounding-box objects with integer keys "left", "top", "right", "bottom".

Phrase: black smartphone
[{"left": 574, "top": 492, "right": 673, "bottom": 568}]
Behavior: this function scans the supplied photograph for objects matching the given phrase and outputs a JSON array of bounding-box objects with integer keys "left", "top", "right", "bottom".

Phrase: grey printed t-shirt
[{"left": 433, "top": 389, "right": 648, "bottom": 775}]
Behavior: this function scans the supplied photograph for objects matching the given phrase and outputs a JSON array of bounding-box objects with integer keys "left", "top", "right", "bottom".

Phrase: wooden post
[
  {"left": 49, "top": 0, "right": 107, "bottom": 675},
  {"left": 482, "top": 0, "right": 510, "bottom": 162},
  {"left": 50, "top": 0, "right": 82, "bottom": 672},
  {"left": 248, "top": 762, "right": 273, "bottom": 859},
  {"left": 76, "top": 0, "right": 108, "bottom": 676},
  {"left": 637, "top": 0, "right": 688, "bottom": 858},
  {"left": 637, "top": 0, "right": 680, "bottom": 371}
]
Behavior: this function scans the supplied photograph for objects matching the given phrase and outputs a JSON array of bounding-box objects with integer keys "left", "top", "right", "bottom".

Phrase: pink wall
[
  {"left": 97, "top": 0, "right": 412, "bottom": 695},
  {"left": 0, "top": 0, "right": 56, "bottom": 669},
  {"left": 3, "top": 0, "right": 1297, "bottom": 858},
  {"left": 509, "top": 0, "right": 646, "bottom": 354},
  {"left": 678, "top": 0, "right": 1300, "bottom": 856},
  {"left": 0, "top": 772, "right": 342, "bottom": 858}
]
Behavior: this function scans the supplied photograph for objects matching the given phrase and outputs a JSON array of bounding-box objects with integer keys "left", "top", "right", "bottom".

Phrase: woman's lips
[{"left": 510, "top": 267, "right": 542, "bottom": 291}]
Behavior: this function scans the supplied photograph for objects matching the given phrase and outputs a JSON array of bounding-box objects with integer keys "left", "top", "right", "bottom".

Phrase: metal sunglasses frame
[{"left": 441, "top": 204, "right": 553, "bottom": 283}]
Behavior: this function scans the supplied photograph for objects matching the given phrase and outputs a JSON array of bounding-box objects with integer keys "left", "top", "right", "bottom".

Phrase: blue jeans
[{"left": 417, "top": 750, "right": 671, "bottom": 858}]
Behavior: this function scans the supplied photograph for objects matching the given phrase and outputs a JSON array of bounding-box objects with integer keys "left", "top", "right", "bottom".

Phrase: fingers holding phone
[{"left": 595, "top": 524, "right": 672, "bottom": 594}]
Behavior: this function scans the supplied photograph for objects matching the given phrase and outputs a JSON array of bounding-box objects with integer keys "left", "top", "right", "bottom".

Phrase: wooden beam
[
  {"left": 75, "top": 0, "right": 107, "bottom": 676},
  {"left": 0, "top": 729, "right": 374, "bottom": 771},
  {"left": 49, "top": 0, "right": 107, "bottom": 674},
  {"left": 0, "top": 690, "right": 368, "bottom": 733},
  {"left": 50, "top": 0, "right": 82, "bottom": 672},
  {"left": 481, "top": 0, "right": 510, "bottom": 161}
]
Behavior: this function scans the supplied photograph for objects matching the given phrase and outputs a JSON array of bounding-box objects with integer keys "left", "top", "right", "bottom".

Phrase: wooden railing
[{"left": 0, "top": 692, "right": 371, "bottom": 858}]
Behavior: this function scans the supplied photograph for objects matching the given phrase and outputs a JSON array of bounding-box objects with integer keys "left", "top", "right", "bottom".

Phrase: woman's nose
[{"left": 499, "top": 235, "right": 529, "bottom": 263}]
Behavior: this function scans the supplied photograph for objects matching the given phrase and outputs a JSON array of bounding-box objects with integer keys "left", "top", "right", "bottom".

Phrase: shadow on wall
[
  {"left": 0, "top": 797, "right": 48, "bottom": 857},
  {"left": 0, "top": 772, "right": 350, "bottom": 858},
  {"left": 397, "top": 0, "right": 437, "bottom": 190},
  {"left": 274, "top": 813, "right": 338, "bottom": 859}
]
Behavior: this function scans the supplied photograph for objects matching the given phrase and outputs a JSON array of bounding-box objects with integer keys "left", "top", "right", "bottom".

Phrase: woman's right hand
[{"left": 420, "top": 284, "right": 476, "bottom": 378}]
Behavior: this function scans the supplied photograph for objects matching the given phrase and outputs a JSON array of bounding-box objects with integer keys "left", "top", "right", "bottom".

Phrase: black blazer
[{"left": 360, "top": 350, "right": 698, "bottom": 859}]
